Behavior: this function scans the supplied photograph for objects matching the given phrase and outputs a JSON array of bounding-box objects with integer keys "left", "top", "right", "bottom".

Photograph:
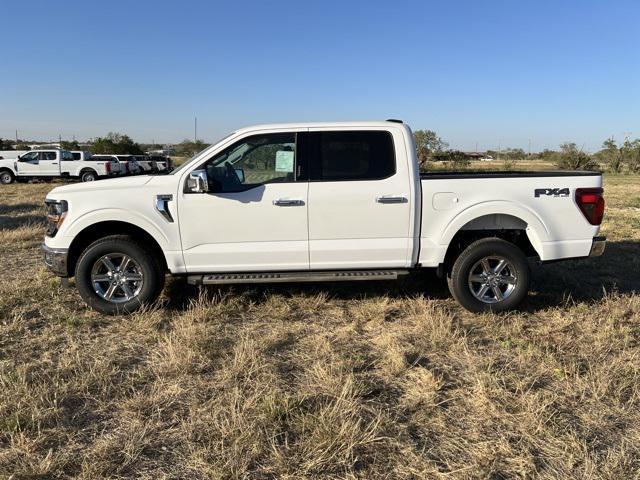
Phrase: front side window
[
  {"left": 308, "top": 131, "right": 395, "bottom": 181},
  {"left": 200, "top": 133, "right": 297, "bottom": 193},
  {"left": 71, "top": 152, "right": 81, "bottom": 160},
  {"left": 41, "top": 152, "right": 57, "bottom": 161},
  {"left": 20, "top": 152, "right": 39, "bottom": 162}
]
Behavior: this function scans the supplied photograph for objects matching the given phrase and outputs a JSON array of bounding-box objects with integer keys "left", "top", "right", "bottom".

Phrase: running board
[{"left": 187, "top": 270, "right": 408, "bottom": 286}]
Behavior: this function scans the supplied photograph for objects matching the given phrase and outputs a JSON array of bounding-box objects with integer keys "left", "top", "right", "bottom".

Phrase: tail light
[
  {"left": 575, "top": 188, "right": 605, "bottom": 225},
  {"left": 105, "top": 161, "right": 111, "bottom": 174}
]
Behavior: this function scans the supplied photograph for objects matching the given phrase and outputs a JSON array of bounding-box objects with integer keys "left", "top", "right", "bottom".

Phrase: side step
[{"left": 187, "top": 270, "right": 408, "bottom": 286}]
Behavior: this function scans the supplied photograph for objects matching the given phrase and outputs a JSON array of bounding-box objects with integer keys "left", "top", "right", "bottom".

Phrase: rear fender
[{"left": 440, "top": 201, "right": 549, "bottom": 259}]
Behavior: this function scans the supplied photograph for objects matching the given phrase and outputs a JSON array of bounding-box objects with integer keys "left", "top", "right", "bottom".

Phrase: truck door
[
  {"left": 178, "top": 131, "right": 309, "bottom": 272},
  {"left": 305, "top": 128, "right": 413, "bottom": 269},
  {"left": 15, "top": 151, "right": 41, "bottom": 176},
  {"left": 39, "top": 151, "right": 61, "bottom": 176}
]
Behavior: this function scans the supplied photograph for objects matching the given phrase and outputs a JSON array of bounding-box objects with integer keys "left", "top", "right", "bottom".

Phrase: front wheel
[
  {"left": 447, "top": 238, "right": 530, "bottom": 312},
  {"left": 0, "top": 170, "right": 15, "bottom": 184},
  {"left": 75, "top": 235, "right": 165, "bottom": 314}
]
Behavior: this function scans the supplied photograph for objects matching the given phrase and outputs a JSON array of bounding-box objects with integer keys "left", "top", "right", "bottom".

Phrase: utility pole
[
  {"left": 15, "top": 129, "right": 18, "bottom": 143},
  {"left": 528, "top": 138, "right": 531, "bottom": 157},
  {"left": 194, "top": 116, "right": 197, "bottom": 142},
  {"left": 475, "top": 141, "right": 478, "bottom": 153}
]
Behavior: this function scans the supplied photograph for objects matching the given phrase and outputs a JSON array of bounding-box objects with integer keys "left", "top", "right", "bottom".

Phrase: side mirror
[
  {"left": 186, "top": 169, "right": 209, "bottom": 193},
  {"left": 234, "top": 168, "right": 245, "bottom": 183}
]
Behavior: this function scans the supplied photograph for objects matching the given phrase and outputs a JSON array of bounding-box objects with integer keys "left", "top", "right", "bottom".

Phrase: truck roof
[{"left": 233, "top": 120, "right": 407, "bottom": 135}]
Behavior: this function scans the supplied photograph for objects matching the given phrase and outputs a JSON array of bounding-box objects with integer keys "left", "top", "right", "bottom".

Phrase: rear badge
[{"left": 534, "top": 188, "right": 570, "bottom": 197}]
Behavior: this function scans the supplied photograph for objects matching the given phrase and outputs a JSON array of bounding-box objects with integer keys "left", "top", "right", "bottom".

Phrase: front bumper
[
  {"left": 42, "top": 243, "right": 69, "bottom": 277},
  {"left": 589, "top": 236, "right": 606, "bottom": 257}
]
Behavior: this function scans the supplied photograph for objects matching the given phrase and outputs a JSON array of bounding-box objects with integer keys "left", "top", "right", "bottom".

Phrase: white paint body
[{"left": 43, "top": 122, "right": 603, "bottom": 275}]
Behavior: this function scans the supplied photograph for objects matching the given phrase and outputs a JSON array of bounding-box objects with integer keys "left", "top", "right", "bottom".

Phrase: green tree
[
  {"left": 175, "top": 139, "right": 209, "bottom": 157},
  {"left": 91, "top": 132, "right": 144, "bottom": 155},
  {"left": 598, "top": 138, "right": 623, "bottom": 173},
  {"left": 432, "top": 150, "right": 470, "bottom": 169},
  {"left": 413, "top": 130, "right": 448, "bottom": 169},
  {"left": 60, "top": 140, "right": 80, "bottom": 151},
  {"left": 621, "top": 138, "right": 640, "bottom": 173},
  {"left": 555, "top": 143, "right": 598, "bottom": 171}
]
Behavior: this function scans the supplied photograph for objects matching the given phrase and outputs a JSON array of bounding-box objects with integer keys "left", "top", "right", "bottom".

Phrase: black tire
[
  {"left": 75, "top": 235, "right": 165, "bottom": 315},
  {"left": 80, "top": 170, "right": 97, "bottom": 182},
  {"left": 0, "top": 169, "right": 15, "bottom": 184},
  {"left": 447, "top": 238, "right": 530, "bottom": 313}
]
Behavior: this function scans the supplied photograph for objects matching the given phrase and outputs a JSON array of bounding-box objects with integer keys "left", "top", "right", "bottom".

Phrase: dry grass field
[{"left": 0, "top": 168, "right": 639, "bottom": 478}]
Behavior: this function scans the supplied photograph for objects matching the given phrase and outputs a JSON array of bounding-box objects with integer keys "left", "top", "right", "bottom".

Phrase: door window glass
[
  {"left": 309, "top": 131, "right": 395, "bottom": 181},
  {"left": 19, "top": 152, "right": 39, "bottom": 162},
  {"left": 200, "top": 133, "right": 297, "bottom": 192}
]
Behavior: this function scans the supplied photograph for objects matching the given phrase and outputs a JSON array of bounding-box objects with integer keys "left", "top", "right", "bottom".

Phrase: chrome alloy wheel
[
  {"left": 90, "top": 253, "right": 144, "bottom": 303},
  {"left": 0, "top": 172, "right": 12, "bottom": 184},
  {"left": 467, "top": 256, "right": 517, "bottom": 304}
]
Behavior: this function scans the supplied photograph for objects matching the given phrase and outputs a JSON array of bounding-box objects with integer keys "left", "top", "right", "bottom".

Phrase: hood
[
  {"left": 48, "top": 175, "right": 154, "bottom": 196},
  {"left": 0, "top": 158, "right": 16, "bottom": 167}
]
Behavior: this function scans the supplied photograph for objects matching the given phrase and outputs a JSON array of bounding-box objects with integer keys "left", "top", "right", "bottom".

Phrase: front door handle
[
  {"left": 376, "top": 196, "right": 407, "bottom": 204},
  {"left": 52, "top": 162, "right": 58, "bottom": 165},
  {"left": 273, "top": 199, "right": 305, "bottom": 207}
]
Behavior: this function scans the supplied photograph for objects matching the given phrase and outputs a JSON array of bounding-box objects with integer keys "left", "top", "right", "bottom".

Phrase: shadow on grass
[
  {"left": 0, "top": 214, "right": 45, "bottom": 230},
  {"left": 163, "top": 240, "right": 640, "bottom": 313},
  {"left": 528, "top": 240, "right": 640, "bottom": 308},
  {"left": 0, "top": 203, "right": 40, "bottom": 215}
]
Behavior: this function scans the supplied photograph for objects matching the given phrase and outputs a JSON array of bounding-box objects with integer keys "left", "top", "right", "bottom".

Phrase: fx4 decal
[{"left": 534, "top": 188, "right": 570, "bottom": 198}]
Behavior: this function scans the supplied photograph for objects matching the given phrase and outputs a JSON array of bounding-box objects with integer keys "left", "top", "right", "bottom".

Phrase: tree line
[{"left": 3, "top": 130, "right": 640, "bottom": 173}]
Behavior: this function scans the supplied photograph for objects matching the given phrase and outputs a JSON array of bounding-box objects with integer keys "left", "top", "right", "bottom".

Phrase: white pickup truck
[
  {"left": 41, "top": 121, "right": 606, "bottom": 314},
  {"left": 0, "top": 149, "right": 119, "bottom": 184}
]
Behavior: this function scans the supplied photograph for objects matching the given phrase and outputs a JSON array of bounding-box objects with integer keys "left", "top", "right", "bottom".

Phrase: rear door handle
[
  {"left": 376, "top": 196, "right": 407, "bottom": 204},
  {"left": 273, "top": 199, "right": 305, "bottom": 207}
]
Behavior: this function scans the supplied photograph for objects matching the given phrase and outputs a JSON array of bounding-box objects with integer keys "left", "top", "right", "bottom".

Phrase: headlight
[{"left": 44, "top": 199, "right": 68, "bottom": 237}]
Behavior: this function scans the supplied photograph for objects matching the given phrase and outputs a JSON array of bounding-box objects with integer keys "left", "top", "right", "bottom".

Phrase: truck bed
[{"left": 418, "top": 170, "right": 603, "bottom": 267}]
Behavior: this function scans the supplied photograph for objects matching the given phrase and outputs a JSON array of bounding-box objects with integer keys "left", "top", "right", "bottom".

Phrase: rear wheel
[
  {"left": 75, "top": 235, "right": 165, "bottom": 314},
  {"left": 447, "top": 238, "right": 530, "bottom": 312},
  {"left": 81, "top": 170, "right": 97, "bottom": 182},
  {"left": 0, "top": 170, "right": 15, "bottom": 184}
]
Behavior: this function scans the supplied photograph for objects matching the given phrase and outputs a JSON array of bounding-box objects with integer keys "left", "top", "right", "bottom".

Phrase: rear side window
[{"left": 308, "top": 131, "right": 395, "bottom": 181}]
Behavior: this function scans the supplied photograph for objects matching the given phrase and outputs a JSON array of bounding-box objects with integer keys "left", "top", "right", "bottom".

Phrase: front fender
[
  {"left": 61, "top": 208, "right": 170, "bottom": 247},
  {"left": 440, "top": 200, "right": 549, "bottom": 258}
]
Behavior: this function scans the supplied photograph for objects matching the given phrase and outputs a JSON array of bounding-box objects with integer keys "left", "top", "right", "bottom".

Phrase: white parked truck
[
  {"left": 91, "top": 154, "right": 142, "bottom": 175},
  {"left": 42, "top": 121, "right": 606, "bottom": 314},
  {"left": 0, "top": 149, "right": 119, "bottom": 184}
]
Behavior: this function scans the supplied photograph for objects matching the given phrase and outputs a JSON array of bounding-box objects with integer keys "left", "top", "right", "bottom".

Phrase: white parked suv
[
  {"left": 0, "top": 149, "right": 119, "bottom": 183},
  {"left": 42, "top": 121, "right": 606, "bottom": 314}
]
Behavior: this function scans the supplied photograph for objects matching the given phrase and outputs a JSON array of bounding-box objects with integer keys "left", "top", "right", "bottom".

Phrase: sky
[{"left": 1, "top": 0, "right": 639, "bottom": 152}]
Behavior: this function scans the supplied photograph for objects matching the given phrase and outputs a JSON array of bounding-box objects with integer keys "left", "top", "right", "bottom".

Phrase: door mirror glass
[
  {"left": 186, "top": 169, "right": 209, "bottom": 193},
  {"left": 234, "top": 168, "right": 245, "bottom": 183}
]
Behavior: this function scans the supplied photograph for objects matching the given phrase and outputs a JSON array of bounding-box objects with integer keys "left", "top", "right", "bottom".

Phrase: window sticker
[{"left": 275, "top": 150, "right": 295, "bottom": 172}]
